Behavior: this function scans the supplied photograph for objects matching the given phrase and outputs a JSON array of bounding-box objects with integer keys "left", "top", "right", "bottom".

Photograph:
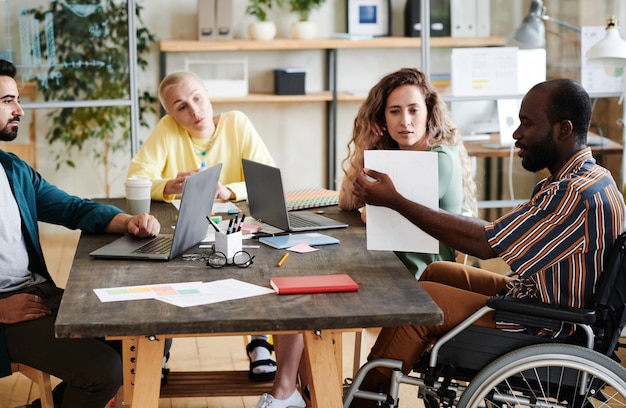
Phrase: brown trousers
[{"left": 352, "top": 261, "right": 513, "bottom": 407}]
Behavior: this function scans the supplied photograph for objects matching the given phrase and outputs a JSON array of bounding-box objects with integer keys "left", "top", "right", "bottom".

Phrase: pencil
[{"left": 277, "top": 253, "right": 289, "bottom": 267}]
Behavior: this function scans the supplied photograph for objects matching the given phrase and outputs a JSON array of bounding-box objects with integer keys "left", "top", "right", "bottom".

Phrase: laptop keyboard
[
  {"left": 288, "top": 213, "right": 321, "bottom": 228},
  {"left": 133, "top": 235, "right": 173, "bottom": 254}
]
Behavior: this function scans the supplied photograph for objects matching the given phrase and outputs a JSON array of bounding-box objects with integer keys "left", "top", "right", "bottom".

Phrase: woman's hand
[
  {"left": 215, "top": 182, "right": 234, "bottom": 201},
  {"left": 164, "top": 170, "right": 198, "bottom": 196}
]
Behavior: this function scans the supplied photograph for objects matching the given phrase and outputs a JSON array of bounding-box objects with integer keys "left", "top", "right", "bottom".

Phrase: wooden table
[{"left": 55, "top": 200, "right": 443, "bottom": 407}]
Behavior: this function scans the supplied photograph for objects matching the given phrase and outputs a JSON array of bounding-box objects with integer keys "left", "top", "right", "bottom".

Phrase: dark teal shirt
[{"left": 0, "top": 150, "right": 122, "bottom": 376}]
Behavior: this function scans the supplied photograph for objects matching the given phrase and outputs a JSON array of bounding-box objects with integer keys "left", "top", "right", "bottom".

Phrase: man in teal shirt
[{"left": 0, "top": 59, "right": 161, "bottom": 407}]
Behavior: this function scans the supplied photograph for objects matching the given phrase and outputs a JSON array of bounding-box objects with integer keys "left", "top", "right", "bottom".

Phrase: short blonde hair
[{"left": 158, "top": 71, "right": 206, "bottom": 111}]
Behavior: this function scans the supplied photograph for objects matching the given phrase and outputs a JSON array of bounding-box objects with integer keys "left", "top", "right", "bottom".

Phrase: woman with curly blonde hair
[{"left": 339, "top": 67, "right": 477, "bottom": 278}]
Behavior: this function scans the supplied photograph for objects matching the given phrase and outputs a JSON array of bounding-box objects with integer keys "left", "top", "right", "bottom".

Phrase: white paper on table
[
  {"left": 93, "top": 281, "right": 206, "bottom": 302},
  {"left": 364, "top": 150, "right": 439, "bottom": 253},
  {"left": 156, "top": 278, "right": 274, "bottom": 307},
  {"left": 94, "top": 279, "right": 274, "bottom": 308}
]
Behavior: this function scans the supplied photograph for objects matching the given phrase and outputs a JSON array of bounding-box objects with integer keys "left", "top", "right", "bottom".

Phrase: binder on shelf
[
  {"left": 404, "top": 0, "right": 451, "bottom": 38},
  {"left": 270, "top": 274, "right": 359, "bottom": 295},
  {"left": 451, "top": 0, "right": 477, "bottom": 38},
  {"left": 197, "top": 0, "right": 216, "bottom": 41},
  {"left": 215, "top": 0, "right": 233, "bottom": 40},
  {"left": 475, "top": 0, "right": 491, "bottom": 37}
]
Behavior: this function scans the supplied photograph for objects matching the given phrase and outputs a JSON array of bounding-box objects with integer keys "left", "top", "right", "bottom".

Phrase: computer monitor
[{"left": 450, "top": 100, "right": 500, "bottom": 136}]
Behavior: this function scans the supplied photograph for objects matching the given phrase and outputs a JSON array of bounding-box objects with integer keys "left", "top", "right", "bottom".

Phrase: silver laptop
[
  {"left": 90, "top": 163, "right": 222, "bottom": 261},
  {"left": 242, "top": 159, "right": 348, "bottom": 232}
]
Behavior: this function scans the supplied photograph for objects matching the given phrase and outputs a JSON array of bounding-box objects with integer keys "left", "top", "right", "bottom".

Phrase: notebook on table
[
  {"left": 242, "top": 159, "right": 348, "bottom": 232},
  {"left": 270, "top": 274, "right": 359, "bottom": 295},
  {"left": 259, "top": 232, "right": 339, "bottom": 249},
  {"left": 89, "top": 163, "right": 222, "bottom": 261}
]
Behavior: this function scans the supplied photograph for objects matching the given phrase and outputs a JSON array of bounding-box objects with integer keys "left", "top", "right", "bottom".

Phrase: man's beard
[
  {"left": 521, "top": 134, "right": 558, "bottom": 173},
  {"left": 0, "top": 119, "right": 19, "bottom": 142}
]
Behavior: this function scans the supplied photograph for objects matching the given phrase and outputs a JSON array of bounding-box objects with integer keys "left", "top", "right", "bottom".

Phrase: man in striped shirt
[{"left": 348, "top": 78, "right": 626, "bottom": 405}]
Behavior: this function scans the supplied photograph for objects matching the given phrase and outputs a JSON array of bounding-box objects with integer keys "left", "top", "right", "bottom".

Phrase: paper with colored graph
[{"left": 93, "top": 279, "right": 274, "bottom": 307}]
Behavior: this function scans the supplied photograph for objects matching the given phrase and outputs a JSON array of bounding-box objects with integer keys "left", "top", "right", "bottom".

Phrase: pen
[
  {"left": 277, "top": 252, "right": 289, "bottom": 267},
  {"left": 206, "top": 216, "right": 221, "bottom": 233},
  {"left": 237, "top": 214, "right": 246, "bottom": 232},
  {"left": 226, "top": 218, "right": 234, "bottom": 234},
  {"left": 232, "top": 215, "right": 239, "bottom": 232}
]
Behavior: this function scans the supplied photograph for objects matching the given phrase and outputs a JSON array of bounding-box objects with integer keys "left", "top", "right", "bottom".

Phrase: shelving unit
[{"left": 159, "top": 36, "right": 507, "bottom": 189}]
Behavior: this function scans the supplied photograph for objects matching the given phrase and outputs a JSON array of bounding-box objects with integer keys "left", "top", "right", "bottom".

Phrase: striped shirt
[{"left": 485, "top": 148, "right": 625, "bottom": 335}]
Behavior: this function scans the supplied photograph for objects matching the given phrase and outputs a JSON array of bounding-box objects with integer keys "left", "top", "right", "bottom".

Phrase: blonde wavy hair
[{"left": 341, "top": 67, "right": 478, "bottom": 216}]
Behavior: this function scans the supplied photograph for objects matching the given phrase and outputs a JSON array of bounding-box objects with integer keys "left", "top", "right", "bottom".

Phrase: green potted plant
[
  {"left": 246, "top": 0, "right": 284, "bottom": 40},
  {"left": 26, "top": 0, "right": 157, "bottom": 197},
  {"left": 289, "top": 0, "right": 325, "bottom": 39}
]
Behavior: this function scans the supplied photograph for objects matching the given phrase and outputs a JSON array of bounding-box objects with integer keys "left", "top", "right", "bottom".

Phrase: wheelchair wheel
[{"left": 458, "top": 343, "right": 626, "bottom": 408}]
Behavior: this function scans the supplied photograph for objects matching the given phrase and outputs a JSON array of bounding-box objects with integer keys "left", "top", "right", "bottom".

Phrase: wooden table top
[{"left": 55, "top": 199, "right": 443, "bottom": 339}]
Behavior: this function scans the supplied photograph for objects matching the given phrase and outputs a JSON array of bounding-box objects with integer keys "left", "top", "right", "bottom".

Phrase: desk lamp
[
  {"left": 513, "top": 0, "right": 580, "bottom": 48},
  {"left": 586, "top": 16, "right": 626, "bottom": 194}
]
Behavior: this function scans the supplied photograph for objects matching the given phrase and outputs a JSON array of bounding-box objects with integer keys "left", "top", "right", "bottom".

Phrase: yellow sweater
[{"left": 128, "top": 110, "right": 275, "bottom": 202}]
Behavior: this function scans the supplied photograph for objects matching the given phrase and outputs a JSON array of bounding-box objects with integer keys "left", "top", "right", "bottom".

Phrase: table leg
[
  {"left": 128, "top": 335, "right": 165, "bottom": 407},
  {"left": 303, "top": 330, "right": 343, "bottom": 408}
]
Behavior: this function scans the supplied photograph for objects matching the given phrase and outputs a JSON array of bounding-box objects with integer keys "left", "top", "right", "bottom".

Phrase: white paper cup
[{"left": 125, "top": 178, "right": 152, "bottom": 215}]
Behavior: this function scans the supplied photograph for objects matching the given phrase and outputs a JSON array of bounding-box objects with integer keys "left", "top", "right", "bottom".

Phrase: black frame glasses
[{"left": 206, "top": 250, "right": 255, "bottom": 268}]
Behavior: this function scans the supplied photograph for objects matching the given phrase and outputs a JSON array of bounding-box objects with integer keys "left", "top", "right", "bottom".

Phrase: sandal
[{"left": 246, "top": 338, "right": 277, "bottom": 382}]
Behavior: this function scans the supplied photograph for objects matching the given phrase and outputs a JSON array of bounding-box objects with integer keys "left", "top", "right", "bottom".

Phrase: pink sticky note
[{"left": 287, "top": 241, "right": 319, "bottom": 253}]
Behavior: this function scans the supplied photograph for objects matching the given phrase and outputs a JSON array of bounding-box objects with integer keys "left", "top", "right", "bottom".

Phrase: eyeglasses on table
[{"left": 206, "top": 250, "right": 255, "bottom": 268}]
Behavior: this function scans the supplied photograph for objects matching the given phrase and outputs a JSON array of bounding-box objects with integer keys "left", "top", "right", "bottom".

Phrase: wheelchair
[{"left": 344, "top": 234, "right": 626, "bottom": 408}]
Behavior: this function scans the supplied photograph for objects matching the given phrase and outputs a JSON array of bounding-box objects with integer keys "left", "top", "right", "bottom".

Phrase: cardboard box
[{"left": 274, "top": 68, "right": 306, "bottom": 95}]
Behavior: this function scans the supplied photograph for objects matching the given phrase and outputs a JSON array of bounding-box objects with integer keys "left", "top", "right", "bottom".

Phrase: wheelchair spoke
[{"left": 458, "top": 344, "right": 626, "bottom": 408}]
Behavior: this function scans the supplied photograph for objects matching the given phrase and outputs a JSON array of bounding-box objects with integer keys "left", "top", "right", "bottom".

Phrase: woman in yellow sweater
[
  {"left": 128, "top": 71, "right": 277, "bottom": 382},
  {"left": 128, "top": 71, "right": 275, "bottom": 202}
]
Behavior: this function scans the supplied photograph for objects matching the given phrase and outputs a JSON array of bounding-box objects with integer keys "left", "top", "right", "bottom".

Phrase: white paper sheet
[
  {"left": 93, "top": 279, "right": 274, "bottom": 308},
  {"left": 364, "top": 150, "right": 439, "bottom": 253},
  {"left": 157, "top": 279, "right": 275, "bottom": 307}
]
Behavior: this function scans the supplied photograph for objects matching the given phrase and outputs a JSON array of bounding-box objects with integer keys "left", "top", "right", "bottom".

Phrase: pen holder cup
[{"left": 214, "top": 231, "right": 243, "bottom": 261}]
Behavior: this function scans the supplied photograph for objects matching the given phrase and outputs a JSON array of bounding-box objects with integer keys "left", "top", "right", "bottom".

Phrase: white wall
[
  {"left": 21, "top": 0, "right": 519, "bottom": 200},
  {"left": 24, "top": 0, "right": 626, "bottom": 200}
]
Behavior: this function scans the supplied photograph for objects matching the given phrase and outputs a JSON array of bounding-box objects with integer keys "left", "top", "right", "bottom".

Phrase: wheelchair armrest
[{"left": 487, "top": 296, "right": 596, "bottom": 325}]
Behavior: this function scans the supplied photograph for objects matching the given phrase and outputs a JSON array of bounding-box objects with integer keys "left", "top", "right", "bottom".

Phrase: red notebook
[{"left": 270, "top": 274, "right": 359, "bottom": 295}]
